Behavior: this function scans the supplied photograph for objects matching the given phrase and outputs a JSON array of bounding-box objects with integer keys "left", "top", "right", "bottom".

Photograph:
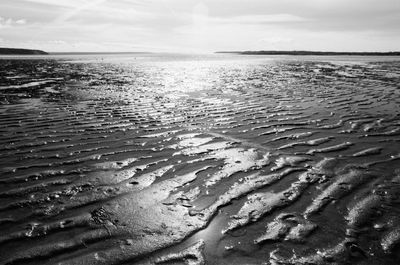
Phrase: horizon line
[{"left": 1, "top": 47, "right": 400, "bottom": 56}]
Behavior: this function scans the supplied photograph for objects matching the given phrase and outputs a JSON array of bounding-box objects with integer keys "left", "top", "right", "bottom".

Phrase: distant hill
[
  {"left": 216, "top": 50, "right": 400, "bottom": 56},
  {"left": 0, "top": 47, "right": 48, "bottom": 55}
]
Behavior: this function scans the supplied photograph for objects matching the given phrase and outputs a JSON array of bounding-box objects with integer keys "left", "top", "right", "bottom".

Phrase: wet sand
[{"left": 0, "top": 55, "right": 400, "bottom": 264}]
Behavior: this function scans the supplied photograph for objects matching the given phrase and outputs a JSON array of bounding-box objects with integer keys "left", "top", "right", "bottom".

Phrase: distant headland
[
  {"left": 0, "top": 47, "right": 48, "bottom": 55},
  {"left": 216, "top": 50, "right": 400, "bottom": 56}
]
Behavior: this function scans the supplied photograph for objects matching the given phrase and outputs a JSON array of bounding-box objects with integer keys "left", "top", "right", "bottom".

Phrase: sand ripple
[{"left": 0, "top": 57, "right": 400, "bottom": 264}]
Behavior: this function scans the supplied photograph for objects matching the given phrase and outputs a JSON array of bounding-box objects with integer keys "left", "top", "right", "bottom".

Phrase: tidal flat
[{"left": 0, "top": 54, "right": 400, "bottom": 265}]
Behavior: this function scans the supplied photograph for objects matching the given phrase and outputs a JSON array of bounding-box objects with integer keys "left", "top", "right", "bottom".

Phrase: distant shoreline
[
  {"left": 0, "top": 47, "right": 48, "bottom": 55},
  {"left": 2, "top": 48, "right": 399, "bottom": 56},
  {"left": 0, "top": 48, "right": 153, "bottom": 56},
  {"left": 216, "top": 50, "right": 400, "bottom": 56}
]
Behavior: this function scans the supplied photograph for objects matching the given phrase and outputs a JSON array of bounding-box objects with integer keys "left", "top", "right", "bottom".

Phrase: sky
[{"left": 0, "top": 0, "right": 399, "bottom": 53}]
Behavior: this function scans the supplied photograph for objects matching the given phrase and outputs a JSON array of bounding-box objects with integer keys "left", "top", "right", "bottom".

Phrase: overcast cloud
[{"left": 0, "top": 0, "right": 399, "bottom": 52}]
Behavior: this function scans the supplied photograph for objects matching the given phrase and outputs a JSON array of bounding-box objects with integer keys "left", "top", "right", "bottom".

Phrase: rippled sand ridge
[{"left": 0, "top": 55, "right": 400, "bottom": 265}]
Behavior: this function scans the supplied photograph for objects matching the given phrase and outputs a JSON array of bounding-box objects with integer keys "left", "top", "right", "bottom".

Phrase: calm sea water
[{"left": 0, "top": 54, "right": 400, "bottom": 265}]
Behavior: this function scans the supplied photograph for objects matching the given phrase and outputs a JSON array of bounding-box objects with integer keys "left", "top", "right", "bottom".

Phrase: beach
[{"left": 0, "top": 54, "right": 400, "bottom": 264}]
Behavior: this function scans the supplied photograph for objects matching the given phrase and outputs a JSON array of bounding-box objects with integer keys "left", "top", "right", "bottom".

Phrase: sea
[{"left": 0, "top": 53, "right": 400, "bottom": 265}]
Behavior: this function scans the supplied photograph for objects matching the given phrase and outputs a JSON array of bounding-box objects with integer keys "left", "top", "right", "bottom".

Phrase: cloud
[
  {"left": 22, "top": 0, "right": 89, "bottom": 8},
  {"left": 0, "top": 16, "right": 27, "bottom": 28},
  {"left": 259, "top": 36, "right": 293, "bottom": 44},
  {"left": 15, "top": 19, "right": 26, "bottom": 25},
  {"left": 53, "top": 0, "right": 109, "bottom": 23},
  {"left": 1, "top": 0, "right": 399, "bottom": 52},
  {"left": 215, "top": 14, "right": 309, "bottom": 24}
]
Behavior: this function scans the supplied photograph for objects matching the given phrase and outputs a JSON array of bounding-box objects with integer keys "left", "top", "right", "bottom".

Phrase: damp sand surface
[{"left": 1, "top": 54, "right": 400, "bottom": 265}]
